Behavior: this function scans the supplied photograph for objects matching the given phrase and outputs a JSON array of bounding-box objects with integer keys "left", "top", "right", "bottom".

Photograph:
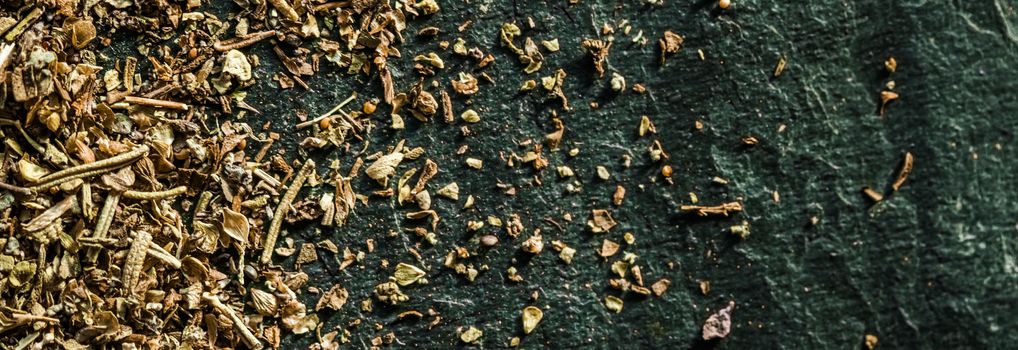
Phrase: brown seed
[
  {"left": 363, "top": 101, "right": 377, "bottom": 114},
  {"left": 319, "top": 117, "right": 332, "bottom": 129},
  {"left": 661, "top": 165, "right": 673, "bottom": 177},
  {"left": 237, "top": 138, "right": 248, "bottom": 150},
  {"left": 480, "top": 234, "right": 499, "bottom": 247},
  {"left": 719, "top": 0, "right": 731, "bottom": 9}
]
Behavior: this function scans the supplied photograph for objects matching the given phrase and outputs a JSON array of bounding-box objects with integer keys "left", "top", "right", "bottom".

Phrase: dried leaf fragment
[
  {"left": 393, "top": 262, "right": 427, "bottom": 286},
  {"left": 604, "top": 295, "right": 624, "bottom": 313},
  {"left": 652, "top": 278, "right": 671, "bottom": 296},
  {"left": 251, "top": 288, "right": 279, "bottom": 316},
  {"left": 680, "top": 202, "right": 743, "bottom": 216},
  {"left": 659, "top": 31, "right": 684, "bottom": 64},
  {"left": 459, "top": 326, "right": 483, "bottom": 344},
  {"left": 521, "top": 306, "right": 543, "bottom": 334},
  {"left": 587, "top": 209, "right": 617, "bottom": 233},
  {"left": 600, "top": 239, "right": 620, "bottom": 257},
  {"left": 316, "top": 285, "right": 349, "bottom": 311},
  {"left": 436, "top": 182, "right": 460, "bottom": 200},
  {"left": 366, "top": 152, "right": 404, "bottom": 186},
  {"left": 221, "top": 208, "right": 250, "bottom": 244},
  {"left": 702, "top": 301, "right": 735, "bottom": 340}
]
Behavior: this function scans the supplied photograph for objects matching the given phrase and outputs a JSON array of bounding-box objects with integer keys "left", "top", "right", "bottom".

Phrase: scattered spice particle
[
  {"left": 604, "top": 295, "right": 624, "bottom": 313},
  {"left": 773, "top": 55, "right": 787, "bottom": 78},
  {"left": 865, "top": 334, "right": 879, "bottom": 349},
  {"left": 652, "top": 279, "right": 672, "bottom": 296},
  {"left": 885, "top": 57, "right": 897, "bottom": 73},
  {"left": 862, "top": 186, "right": 884, "bottom": 202},
  {"left": 702, "top": 301, "right": 735, "bottom": 340},
  {"left": 521, "top": 306, "right": 544, "bottom": 334},
  {"left": 891, "top": 151, "right": 914, "bottom": 192}
]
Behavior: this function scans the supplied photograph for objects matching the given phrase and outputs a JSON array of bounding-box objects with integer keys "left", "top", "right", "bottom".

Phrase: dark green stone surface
[{"left": 191, "top": 0, "right": 1018, "bottom": 348}]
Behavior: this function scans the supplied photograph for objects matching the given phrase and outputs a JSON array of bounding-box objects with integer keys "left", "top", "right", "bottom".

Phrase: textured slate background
[{"left": 185, "top": 0, "right": 1018, "bottom": 348}]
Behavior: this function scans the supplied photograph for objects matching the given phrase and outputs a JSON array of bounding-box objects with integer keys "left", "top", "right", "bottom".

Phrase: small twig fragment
[
  {"left": 214, "top": 30, "right": 277, "bottom": 52},
  {"left": 891, "top": 152, "right": 913, "bottom": 192},
  {"left": 260, "top": 159, "right": 315, "bottom": 264},
  {"left": 680, "top": 202, "right": 743, "bottom": 216},
  {"left": 122, "top": 96, "right": 189, "bottom": 110},
  {"left": 203, "top": 293, "right": 265, "bottom": 350}
]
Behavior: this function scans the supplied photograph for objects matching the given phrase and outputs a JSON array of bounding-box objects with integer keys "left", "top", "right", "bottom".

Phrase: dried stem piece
[
  {"left": 203, "top": 293, "right": 265, "bottom": 350},
  {"left": 146, "top": 241, "right": 182, "bottom": 269},
  {"left": 123, "top": 186, "right": 187, "bottom": 200},
  {"left": 93, "top": 194, "right": 120, "bottom": 239},
  {"left": 122, "top": 96, "right": 189, "bottom": 110},
  {"left": 891, "top": 152, "right": 913, "bottom": 192},
  {"left": 214, "top": 30, "right": 278, "bottom": 52},
  {"left": 296, "top": 93, "right": 357, "bottom": 130},
  {"left": 680, "top": 202, "right": 744, "bottom": 217},
  {"left": 268, "top": 0, "right": 301, "bottom": 22},
  {"left": 260, "top": 159, "right": 315, "bottom": 265},
  {"left": 31, "top": 145, "right": 150, "bottom": 190},
  {"left": 0, "top": 180, "right": 31, "bottom": 195},
  {"left": 3, "top": 7, "right": 43, "bottom": 42}
]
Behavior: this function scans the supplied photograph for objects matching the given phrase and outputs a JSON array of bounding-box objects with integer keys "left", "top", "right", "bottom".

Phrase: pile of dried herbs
[{"left": 0, "top": 0, "right": 754, "bottom": 348}]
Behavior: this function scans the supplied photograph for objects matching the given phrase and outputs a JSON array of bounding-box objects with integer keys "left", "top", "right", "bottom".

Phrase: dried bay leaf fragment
[
  {"left": 295, "top": 243, "right": 318, "bottom": 265},
  {"left": 521, "top": 306, "right": 543, "bottom": 334},
  {"left": 68, "top": 19, "right": 97, "bottom": 49}
]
